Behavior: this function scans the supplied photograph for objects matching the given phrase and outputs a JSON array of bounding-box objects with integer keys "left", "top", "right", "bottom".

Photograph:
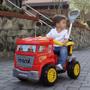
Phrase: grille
[{"left": 16, "top": 55, "right": 34, "bottom": 68}]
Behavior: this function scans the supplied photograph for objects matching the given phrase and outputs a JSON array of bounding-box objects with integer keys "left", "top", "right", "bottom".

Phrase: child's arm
[{"left": 63, "top": 30, "right": 69, "bottom": 44}]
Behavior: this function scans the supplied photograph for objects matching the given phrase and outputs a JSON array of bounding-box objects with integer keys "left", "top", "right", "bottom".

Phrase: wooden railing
[{"left": 0, "top": 11, "right": 38, "bottom": 21}]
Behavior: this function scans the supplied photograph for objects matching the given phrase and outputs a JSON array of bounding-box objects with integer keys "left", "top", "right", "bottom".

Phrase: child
[{"left": 46, "top": 15, "right": 69, "bottom": 70}]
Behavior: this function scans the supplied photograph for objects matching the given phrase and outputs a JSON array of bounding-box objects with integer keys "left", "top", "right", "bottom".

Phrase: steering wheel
[{"left": 53, "top": 40, "right": 64, "bottom": 46}]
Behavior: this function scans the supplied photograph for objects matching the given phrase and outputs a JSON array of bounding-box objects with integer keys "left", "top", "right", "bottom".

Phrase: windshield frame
[{"left": 16, "top": 44, "right": 37, "bottom": 53}]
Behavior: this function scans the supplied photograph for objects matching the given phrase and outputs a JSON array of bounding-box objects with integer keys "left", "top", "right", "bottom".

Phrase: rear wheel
[
  {"left": 41, "top": 65, "right": 57, "bottom": 86},
  {"left": 67, "top": 61, "right": 80, "bottom": 79}
]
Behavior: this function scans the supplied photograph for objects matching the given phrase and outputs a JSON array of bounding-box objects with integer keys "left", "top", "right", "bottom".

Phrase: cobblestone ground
[{"left": 0, "top": 48, "right": 90, "bottom": 90}]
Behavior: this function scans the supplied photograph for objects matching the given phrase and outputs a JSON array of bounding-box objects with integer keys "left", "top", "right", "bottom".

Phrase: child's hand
[
  {"left": 62, "top": 39, "right": 68, "bottom": 45},
  {"left": 38, "top": 36, "right": 42, "bottom": 38}
]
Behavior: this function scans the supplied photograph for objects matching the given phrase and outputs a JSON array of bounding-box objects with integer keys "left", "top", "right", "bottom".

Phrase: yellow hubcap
[
  {"left": 74, "top": 64, "right": 80, "bottom": 76},
  {"left": 47, "top": 68, "right": 57, "bottom": 83}
]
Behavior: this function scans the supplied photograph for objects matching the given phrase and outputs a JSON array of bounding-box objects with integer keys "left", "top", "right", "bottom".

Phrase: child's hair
[{"left": 52, "top": 15, "right": 67, "bottom": 26}]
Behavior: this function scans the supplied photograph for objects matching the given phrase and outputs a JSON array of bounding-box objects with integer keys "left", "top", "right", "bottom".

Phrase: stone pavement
[{"left": 0, "top": 48, "right": 90, "bottom": 90}]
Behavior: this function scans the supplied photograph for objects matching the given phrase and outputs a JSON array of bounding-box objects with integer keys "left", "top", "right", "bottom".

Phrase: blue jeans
[{"left": 54, "top": 47, "right": 68, "bottom": 66}]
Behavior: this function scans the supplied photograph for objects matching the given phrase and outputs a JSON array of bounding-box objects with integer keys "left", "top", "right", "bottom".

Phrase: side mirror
[{"left": 68, "top": 10, "right": 80, "bottom": 23}]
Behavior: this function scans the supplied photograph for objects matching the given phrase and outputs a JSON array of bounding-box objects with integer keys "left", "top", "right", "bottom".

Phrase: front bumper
[{"left": 13, "top": 69, "right": 40, "bottom": 81}]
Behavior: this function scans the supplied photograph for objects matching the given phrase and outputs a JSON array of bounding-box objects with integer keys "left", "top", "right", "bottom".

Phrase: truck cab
[{"left": 13, "top": 37, "right": 57, "bottom": 81}]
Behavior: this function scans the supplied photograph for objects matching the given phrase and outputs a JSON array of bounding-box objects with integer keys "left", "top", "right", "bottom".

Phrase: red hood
[{"left": 16, "top": 37, "right": 53, "bottom": 45}]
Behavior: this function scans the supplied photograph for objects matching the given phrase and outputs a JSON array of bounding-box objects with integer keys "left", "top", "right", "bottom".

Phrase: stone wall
[
  {"left": 0, "top": 17, "right": 34, "bottom": 51},
  {"left": 0, "top": 17, "right": 90, "bottom": 52}
]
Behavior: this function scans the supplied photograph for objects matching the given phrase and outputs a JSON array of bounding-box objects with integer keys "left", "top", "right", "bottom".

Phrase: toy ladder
[{"left": 6, "top": 0, "right": 53, "bottom": 29}]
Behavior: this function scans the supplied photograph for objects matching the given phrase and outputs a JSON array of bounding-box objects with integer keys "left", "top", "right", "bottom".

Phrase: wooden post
[
  {"left": 15, "top": 0, "right": 22, "bottom": 8},
  {"left": 0, "top": 0, "right": 3, "bottom": 4}
]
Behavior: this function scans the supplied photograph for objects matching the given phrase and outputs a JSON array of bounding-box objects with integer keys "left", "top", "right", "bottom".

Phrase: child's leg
[
  {"left": 58, "top": 46, "right": 68, "bottom": 66},
  {"left": 54, "top": 47, "right": 60, "bottom": 56}
]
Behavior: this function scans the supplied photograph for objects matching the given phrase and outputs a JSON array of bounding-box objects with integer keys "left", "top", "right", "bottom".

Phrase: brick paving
[{"left": 0, "top": 48, "right": 90, "bottom": 90}]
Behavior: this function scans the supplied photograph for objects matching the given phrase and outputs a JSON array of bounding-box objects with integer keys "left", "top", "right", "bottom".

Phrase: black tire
[
  {"left": 67, "top": 61, "right": 80, "bottom": 79},
  {"left": 18, "top": 77, "right": 27, "bottom": 82},
  {"left": 40, "top": 64, "right": 57, "bottom": 86}
]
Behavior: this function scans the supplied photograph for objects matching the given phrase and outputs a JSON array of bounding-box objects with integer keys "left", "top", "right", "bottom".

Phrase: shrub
[
  {"left": 87, "top": 21, "right": 90, "bottom": 27},
  {"left": 0, "top": 5, "right": 10, "bottom": 11}
]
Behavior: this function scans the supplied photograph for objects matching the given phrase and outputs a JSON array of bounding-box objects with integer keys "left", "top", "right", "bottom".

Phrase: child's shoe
[{"left": 56, "top": 64, "right": 63, "bottom": 70}]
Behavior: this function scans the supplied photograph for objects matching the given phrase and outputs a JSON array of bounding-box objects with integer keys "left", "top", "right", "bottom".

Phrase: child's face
[{"left": 56, "top": 19, "right": 67, "bottom": 30}]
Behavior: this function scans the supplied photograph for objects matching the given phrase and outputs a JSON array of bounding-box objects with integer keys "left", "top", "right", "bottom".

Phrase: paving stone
[
  {"left": 54, "top": 86, "right": 66, "bottom": 90},
  {"left": 0, "top": 49, "right": 90, "bottom": 90},
  {"left": 80, "top": 87, "right": 90, "bottom": 90},
  {"left": 67, "top": 87, "right": 79, "bottom": 90},
  {"left": 82, "top": 82, "right": 90, "bottom": 87}
]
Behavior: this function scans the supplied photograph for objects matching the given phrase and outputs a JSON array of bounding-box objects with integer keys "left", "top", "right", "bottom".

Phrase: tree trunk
[{"left": 80, "top": 10, "right": 86, "bottom": 23}]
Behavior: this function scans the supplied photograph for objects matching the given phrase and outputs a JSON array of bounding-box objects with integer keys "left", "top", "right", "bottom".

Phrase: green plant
[
  {"left": 87, "top": 21, "right": 90, "bottom": 27},
  {"left": 0, "top": 4, "right": 24, "bottom": 14},
  {"left": 70, "top": 0, "right": 90, "bottom": 22},
  {"left": 0, "top": 5, "right": 10, "bottom": 11}
]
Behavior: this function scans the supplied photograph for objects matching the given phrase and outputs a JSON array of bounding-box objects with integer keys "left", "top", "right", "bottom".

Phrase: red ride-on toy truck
[
  {"left": 13, "top": 10, "right": 81, "bottom": 86},
  {"left": 13, "top": 37, "right": 80, "bottom": 86}
]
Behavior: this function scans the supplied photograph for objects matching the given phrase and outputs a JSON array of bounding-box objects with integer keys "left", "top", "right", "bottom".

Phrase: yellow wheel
[
  {"left": 67, "top": 61, "right": 80, "bottom": 79},
  {"left": 74, "top": 64, "right": 80, "bottom": 76},
  {"left": 47, "top": 68, "right": 57, "bottom": 83},
  {"left": 41, "top": 65, "right": 57, "bottom": 86}
]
